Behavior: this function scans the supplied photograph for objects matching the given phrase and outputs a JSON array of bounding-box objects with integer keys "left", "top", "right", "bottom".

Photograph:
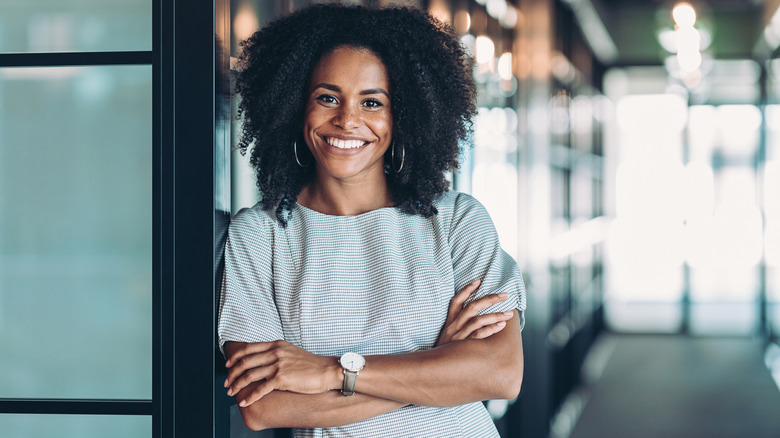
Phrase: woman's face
[{"left": 303, "top": 46, "right": 393, "bottom": 183}]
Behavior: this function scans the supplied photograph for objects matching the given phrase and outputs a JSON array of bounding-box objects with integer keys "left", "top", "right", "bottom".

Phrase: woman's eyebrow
[
  {"left": 360, "top": 88, "right": 389, "bottom": 97},
  {"left": 311, "top": 82, "right": 340, "bottom": 93},
  {"left": 311, "top": 83, "right": 389, "bottom": 97}
]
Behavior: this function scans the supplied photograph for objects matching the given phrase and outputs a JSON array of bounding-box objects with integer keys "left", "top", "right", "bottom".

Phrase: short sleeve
[
  {"left": 217, "top": 207, "right": 284, "bottom": 353},
  {"left": 448, "top": 193, "right": 527, "bottom": 330}
]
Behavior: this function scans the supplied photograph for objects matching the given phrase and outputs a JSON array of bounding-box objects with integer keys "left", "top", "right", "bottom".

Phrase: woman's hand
[
  {"left": 224, "top": 340, "right": 339, "bottom": 407},
  {"left": 436, "top": 279, "right": 514, "bottom": 347}
]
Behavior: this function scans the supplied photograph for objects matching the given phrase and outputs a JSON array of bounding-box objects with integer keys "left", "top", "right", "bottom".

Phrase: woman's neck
[{"left": 297, "top": 175, "right": 394, "bottom": 216}]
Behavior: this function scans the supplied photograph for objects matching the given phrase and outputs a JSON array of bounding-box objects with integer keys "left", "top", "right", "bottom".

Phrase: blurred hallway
[
  {"left": 567, "top": 334, "right": 780, "bottom": 438},
  {"left": 2, "top": 0, "right": 780, "bottom": 436}
]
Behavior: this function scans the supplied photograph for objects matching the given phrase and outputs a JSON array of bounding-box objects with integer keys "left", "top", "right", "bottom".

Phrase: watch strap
[{"left": 341, "top": 369, "right": 358, "bottom": 396}]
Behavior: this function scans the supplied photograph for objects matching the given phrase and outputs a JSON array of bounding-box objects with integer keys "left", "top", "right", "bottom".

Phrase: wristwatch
[{"left": 339, "top": 352, "right": 365, "bottom": 396}]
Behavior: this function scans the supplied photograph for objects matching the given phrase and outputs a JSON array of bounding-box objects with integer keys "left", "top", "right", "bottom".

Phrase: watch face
[{"left": 340, "top": 352, "right": 365, "bottom": 372}]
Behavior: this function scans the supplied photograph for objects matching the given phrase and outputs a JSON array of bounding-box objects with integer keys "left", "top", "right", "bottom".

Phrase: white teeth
[{"left": 326, "top": 137, "right": 366, "bottom": 149}]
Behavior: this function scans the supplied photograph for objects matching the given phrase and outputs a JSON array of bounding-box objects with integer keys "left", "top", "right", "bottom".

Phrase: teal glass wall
[
  {"left": 0, "top": 414, "right": 151, "bottom": 437},
  {"left": 0, "top": 1, "right": 152, "bottom": 53},
  {"left": 0, "top": 65, "right": 153, "bottom": 398}
]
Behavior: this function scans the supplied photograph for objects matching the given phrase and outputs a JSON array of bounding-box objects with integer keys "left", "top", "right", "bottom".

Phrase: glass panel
[
  {"left": 470, "top": 107, "right": 519, "bottom": 259},
  {"left": 0, "top": 65, "right": 152, "bottom": 398},
  {"left": 687, "top": 105, "right": 761, "bottom": 335},
  {"left": 0, "top": 0, "right": 151, "bottom": 53},
  {"left": 605, "top": 93, "right": 687, "bottom": 331},
  {"left": 0, "top": 414, "right": 150, "bottom": 438},
  {"left": 766, "top": 106, "right": 780, "bottom": 336}
]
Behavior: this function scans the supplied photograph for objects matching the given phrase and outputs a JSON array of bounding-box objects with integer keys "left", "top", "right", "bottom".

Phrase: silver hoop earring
[
  {"left": 391, "top": 140, "right": 405, "bottom": 173},
  {"left": 294, "top": 141, "right": 309, "bottom": 167}
]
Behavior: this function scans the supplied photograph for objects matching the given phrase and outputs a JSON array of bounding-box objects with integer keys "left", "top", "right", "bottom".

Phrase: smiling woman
[
  {"left": 233, "top": 4, "right": 479, "bottom": 224},
  {"left": 299, "top": 47, "right": 395, "bottom": 215},
  {"left": 218, "top": 4, "right": 527, "bottom": 437}
]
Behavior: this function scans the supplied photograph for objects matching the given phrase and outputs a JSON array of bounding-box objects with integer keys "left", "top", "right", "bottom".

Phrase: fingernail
[
  {"left": 471, "top": 279, "right": 481, "bottom": 285},
  {"left": 497, "top": 321, "right": 506, "bottom": 327},
  {"left": 223, "top": 379, "right": 229, "bottom": 388},
  {"left": 503, "top": 311, "right": 513, "bottom": 316},
  {"left": 499, "top": 292, "right": 508, "bottom": 298},
  {"left": 239, "top": 400, "right": 247, "bottom": 407},
  {"left": 227, "top": 388, "right": 233, "bottom": 396}
]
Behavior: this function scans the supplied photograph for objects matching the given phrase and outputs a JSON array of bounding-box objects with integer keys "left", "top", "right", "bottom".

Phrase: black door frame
[
  {"left": 0, "top": 1, "right": 231, "bottom": 437},
  {"left": 156, "top": 0, "right": 231, "bottom": 436}
]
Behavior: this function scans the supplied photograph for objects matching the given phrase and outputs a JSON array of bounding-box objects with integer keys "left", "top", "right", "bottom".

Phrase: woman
[{"left": 218, "top": 4, "right": 526, "bottom": 437}]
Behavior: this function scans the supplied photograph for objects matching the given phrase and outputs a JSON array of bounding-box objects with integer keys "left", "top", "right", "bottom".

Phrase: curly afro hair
[{"left": 234, "top": 3, "right": 477, "bottom": 224}]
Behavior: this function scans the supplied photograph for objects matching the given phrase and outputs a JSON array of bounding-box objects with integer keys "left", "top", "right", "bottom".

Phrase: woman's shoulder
[
  {"left": 433, "top": 190, "right": 498, "bottom": 240},
  {"left": 434, "top": 190, "right": 488, "bottom": 218},
  {"left": 228, "top": 203, "right": 279, "bottom": 239},
  {"left": 232, "top": 202, "right": 275, "bottom": 222}
]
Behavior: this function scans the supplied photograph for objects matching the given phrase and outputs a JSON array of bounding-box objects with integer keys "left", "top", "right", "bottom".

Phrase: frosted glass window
[
  {"left": 606, "top": 93, "right": 688, "bottom": 330},
  {"left": 0, "top": 0, "right": 151, "bottom": 53},
  {"left": 0, "top": 414, "right": 150, "bottom": 438},
  {"left": 0, "top": 65, "right": 152, "bottom": 398},
  {"left": 469, "top": 107, "right": 520, "bottom": 260}
]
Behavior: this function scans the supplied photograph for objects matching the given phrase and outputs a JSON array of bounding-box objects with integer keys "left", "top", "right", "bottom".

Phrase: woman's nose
[{"left": 333, "top": 105, "right": 360, "bottom": 129}]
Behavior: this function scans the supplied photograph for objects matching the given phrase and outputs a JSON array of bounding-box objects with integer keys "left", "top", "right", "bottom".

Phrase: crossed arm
[{"left": 222, "top": 280, "right": 524, "bottom": 431}]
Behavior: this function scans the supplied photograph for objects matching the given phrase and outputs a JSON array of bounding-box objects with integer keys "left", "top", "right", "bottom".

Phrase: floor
[{"left": 568, "top": 334, "right": 780, "bottom": 438}]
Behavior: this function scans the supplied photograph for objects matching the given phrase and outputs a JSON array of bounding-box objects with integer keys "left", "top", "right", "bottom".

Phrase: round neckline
[{"left": 295, "top": 202, "right": 398, "bottom": 218}]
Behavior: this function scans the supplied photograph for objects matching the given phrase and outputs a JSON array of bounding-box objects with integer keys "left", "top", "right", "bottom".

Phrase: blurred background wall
[{"left": 226, "top": 1, "right": 780, "bottom": 437}]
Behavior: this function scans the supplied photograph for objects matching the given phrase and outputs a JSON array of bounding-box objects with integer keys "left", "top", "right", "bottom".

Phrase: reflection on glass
[
  {"left": 0, "top": 414, "right": 150, "bottom": 438},
  {"left": 0, "top": 0, "right": 151, "bottom": 53},
  {"left": 606, "top": 91, "right": 767, "bottom": 333},
  {"left": 766, "top": 161, "right": 780, "bottom": 268},
  {"left": 715, "top": 105, "right": 761, "bottom": 157},
  {"left": 764, "top": 106, "right": 780, "bottom": 335},
  {"left": 606, "top": 94, "right": 688, "bottom": 331},
  {"left": 466, "top": 107, "right": 519, "bottom": 259},
  {"left": 0, "top": 65, "right": 152, "bottom": 398}
]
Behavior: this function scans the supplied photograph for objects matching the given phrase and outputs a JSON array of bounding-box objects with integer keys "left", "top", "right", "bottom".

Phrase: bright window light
[
  {"left": 716, "top": 105, "right": 762, "bottom": 156},
  {"left": 616, "top": 94, "right": 687, "bottom": 137},
  {"left": 683, "top": 162, "right": 714, "bottom": 221},
  {"left": 687, "top": 105, "right": 715, "bottom": 162}
]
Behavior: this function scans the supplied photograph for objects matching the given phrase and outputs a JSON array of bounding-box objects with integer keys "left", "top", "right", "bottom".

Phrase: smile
[{"left": 325, "top": 137, "right": 369, "bottom": 149}]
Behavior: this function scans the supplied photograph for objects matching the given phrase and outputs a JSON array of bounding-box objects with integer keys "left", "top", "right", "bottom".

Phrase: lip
[
  {"left": 319, "top": 134, "right": 374, "bottom": 151},
  {"left": 322, "top": 134, "right": 371, "bottom": 142}
]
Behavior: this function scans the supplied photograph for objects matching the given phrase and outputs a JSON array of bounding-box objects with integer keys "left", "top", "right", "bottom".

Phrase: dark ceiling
[{"left": 591, "top": 0, "right": 767, "bottom": 66}]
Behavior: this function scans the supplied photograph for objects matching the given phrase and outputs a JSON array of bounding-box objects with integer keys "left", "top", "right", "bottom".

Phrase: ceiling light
[{"left": 672, "top": 3, "right": 697, "bottom": 28}]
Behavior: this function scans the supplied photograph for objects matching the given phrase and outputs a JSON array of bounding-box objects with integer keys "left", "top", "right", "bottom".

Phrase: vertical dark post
[
  {"left": 154, "top": 0, "right": 174, "bottom": 434},
  {"left": 155, "top": 0, "right": 231, "bottom": 436}
]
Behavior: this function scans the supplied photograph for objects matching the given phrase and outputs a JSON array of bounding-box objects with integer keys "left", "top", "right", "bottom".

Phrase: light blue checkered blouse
[{"left": 218, "top": 190, "right": 526, "bottom": 438}]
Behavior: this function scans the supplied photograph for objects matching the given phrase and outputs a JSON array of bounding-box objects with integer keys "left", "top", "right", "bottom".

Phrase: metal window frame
[
  {"left": 0, "top": 1, "right": 231, "bottom": 437},
  {"left": 0, "top": 50, "right": 155, "bottom": 418}
]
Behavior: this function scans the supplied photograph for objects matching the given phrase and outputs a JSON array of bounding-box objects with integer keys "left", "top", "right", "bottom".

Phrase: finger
[
  {"left": 458, "top": 292, "right": 510, "bottom": 321},
  {"left": 461, "top": 312, "right": 514, "bottom": 336},
  {"left": 467, "top": 320, "right": 508, "bottom": 340},
  {"left": 443, "top": 292, "right": 509, "bottom": 341},
  {"left": 225, "top": 347, "right": 280, "bottom": 388},
  {"left": 447, "top": 279, "right": 481, "bottom": 322},
  {"left": 228, "top": 364, "right": 276, "bottom": 396},
  {"left": 454, "top": 311, "right": 513, "bottom": 340},
  {"left": 225, "top": 341, "right": 276, "bottom": 369},
  {"left": 237, "top": 380, "right": 275, "bottom": 407}
]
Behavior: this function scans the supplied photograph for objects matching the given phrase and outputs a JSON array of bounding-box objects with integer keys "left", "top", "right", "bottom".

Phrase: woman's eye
[
  {"left": 363, "top": 99, "right": 383, "bottom": 108},
  {"left": 316, "top": 94, "right": 337, "bottom": 104}
]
